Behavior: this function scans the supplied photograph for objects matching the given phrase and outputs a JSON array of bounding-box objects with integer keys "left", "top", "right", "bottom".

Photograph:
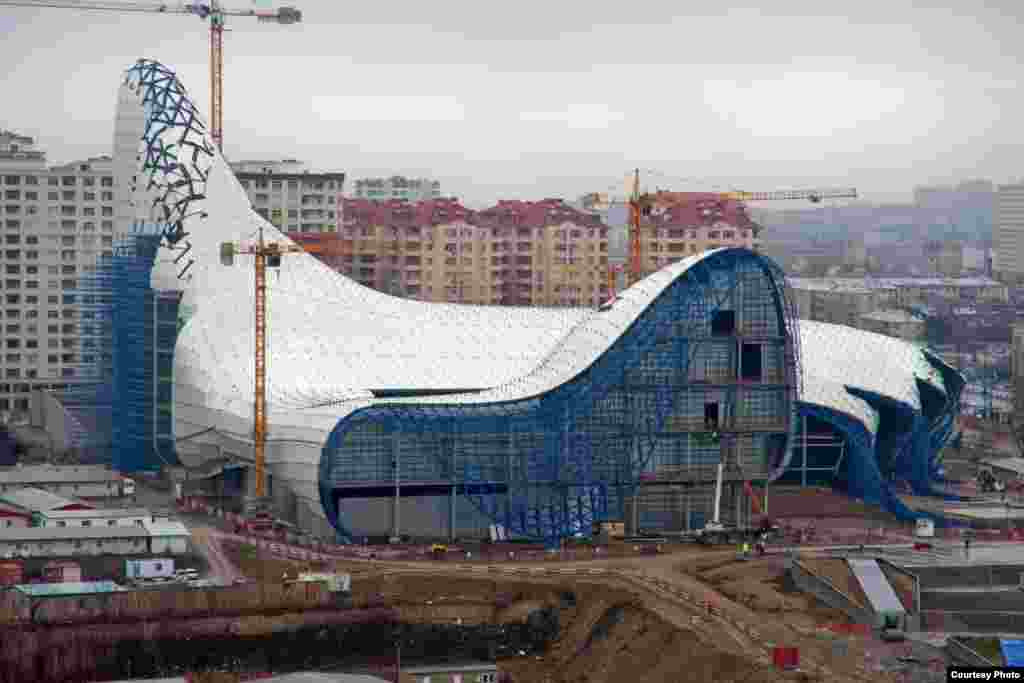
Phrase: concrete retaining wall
[
  {"left": 913, "top": 564, "right": 1024, "bottom": 589},
  {"left": 947, "top": 637, "right": 998, "bottom": 666},
  {"left": 922, "top": 590, "right": 1024, "bottom": 612},
  {"left": 788, "top": 558, "right": 875, "bottom": 626},
  {"left": 924, "top": 610, "right": 1024, "bottom": 633},
  {"left": 877, "top": 558, "right": 921, "bottom": 632}
]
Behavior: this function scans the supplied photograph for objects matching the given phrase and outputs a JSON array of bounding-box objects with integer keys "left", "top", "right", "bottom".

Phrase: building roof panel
[
  {"left": 117, "top": 59, "right": 966, "bottom": 531},
  {"left": 40, "top": 508, "right": 152, "bottom": 520},
  {"left": 0, "top": 465, "right": 120, "bottom": 485},
  {"left": 798, "top": 320, "right": 944, "bottom": 412},
  {"left": 0, "top": 488, "right": 84, "bottom": 513},
  {"left": 13, "top": 580, "right": 127, "bottom": 597},
  {"left": 141, "top": 519, "right": 191, "bottom": 537},
  {"left": 0, "top": 525, "right": 151, "bottom": 541}
]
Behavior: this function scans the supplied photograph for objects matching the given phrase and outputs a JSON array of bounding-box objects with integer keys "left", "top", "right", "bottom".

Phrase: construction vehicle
[
  {"left": 977, "top": 465, "right": 1006, "bottom": 494},
  {"left": 694, "top": 463, "right": 778, "bottom": 545},
  {"left": 0, "top": 0, "right": 303, "bottom": 151}
]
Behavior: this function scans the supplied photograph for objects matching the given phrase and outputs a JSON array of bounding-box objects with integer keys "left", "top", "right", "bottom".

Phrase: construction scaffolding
[
  {"left": 60, "top": 227, "right": 182, "bottom": 473},
  {"left": 320, "top": 249, "right": 802, "bottom": 542},
  {"left": 59, "top": 59, "right": 201, "bottom": 475}
]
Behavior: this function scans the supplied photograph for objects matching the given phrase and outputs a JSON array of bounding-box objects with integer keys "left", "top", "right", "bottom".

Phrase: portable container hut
[
  {"left": 37, "top": 507, "right": 151, "bottom": 529},
  {"left": 43, "top": 560, "right": 82, "bottom": 583},
  {"left": 125, "top": 558, "right": 175, "bottom": 580},
  {"left": 144, "top": 519, "right": 191, "bottom": 554}
]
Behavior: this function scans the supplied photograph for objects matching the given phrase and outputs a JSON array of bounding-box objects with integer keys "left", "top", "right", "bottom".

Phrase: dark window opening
[
  {"left": 741, "top": 343, "right": 762, "bottom": 381},
  {"left": 704, "top": 402, "right": 719, "bottom": 431},
  {"left": 710, "top": 310, "right": 735, "bottom": 336}
]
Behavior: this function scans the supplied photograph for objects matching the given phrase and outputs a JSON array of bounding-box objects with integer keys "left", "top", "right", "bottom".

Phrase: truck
[
  {"left": 125, "top": 558, "right": 175, "bottom": 581},
  {"left": 694, "top": 464, "right": 779, "bottom": 546}
]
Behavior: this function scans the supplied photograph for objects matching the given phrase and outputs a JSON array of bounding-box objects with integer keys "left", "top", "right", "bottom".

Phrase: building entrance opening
[
  {"left": 704, "top": 402, "right": 719, "bottom": 431},
  {"left": 711, "top": 310, "right": 736, "bottom": 336},
  {"left": 741, "top": 343, "right": 762, "bottom": 381}
]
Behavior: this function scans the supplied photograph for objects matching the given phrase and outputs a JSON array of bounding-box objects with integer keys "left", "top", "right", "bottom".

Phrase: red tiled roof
[
  {"left": 646, "top": 191, "right": 756, "bottom": 230},
  {"left": 342, "top": 197, "right": 475, "bottom": 229},
  {"left": 474, "top": 198, "right": 603, "bottom": 231},
  {"left": 341, "top": 198, "right": 605, "bottom": 231}
]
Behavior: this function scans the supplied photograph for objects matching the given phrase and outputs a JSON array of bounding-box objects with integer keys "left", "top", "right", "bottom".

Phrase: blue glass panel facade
[{"left": 320, "top": 249, "right": 799, "bottom": 543}]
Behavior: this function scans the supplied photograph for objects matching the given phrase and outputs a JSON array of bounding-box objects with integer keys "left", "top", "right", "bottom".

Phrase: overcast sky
[{"left": 2, "top": 0, "right": 1023, "bottom": 206}]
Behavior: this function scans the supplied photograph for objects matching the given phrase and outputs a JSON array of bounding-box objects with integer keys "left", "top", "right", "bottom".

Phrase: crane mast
[
  {"left": 591, "top": 173, "right": 858, "bottom": 293},
  {"left": 252, "top": 227, "right": 267, "bottom": 499},
  {"left": 220, "top": 234, "right": 331, "bottom": 502},
  {"left": 209, "top": 7, "right": 225, "bottom": 150}
]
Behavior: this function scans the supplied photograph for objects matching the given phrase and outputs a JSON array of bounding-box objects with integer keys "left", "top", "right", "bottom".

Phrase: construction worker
[{"left": 742, "top": 541, "right": 750, "bottom": 558}]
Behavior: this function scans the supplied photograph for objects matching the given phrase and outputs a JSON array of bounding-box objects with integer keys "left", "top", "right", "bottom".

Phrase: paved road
[
  {"left": 922, "top": 589, "right": 1024, "bottom": 612},
  {"left": 190, "top": 527, "right": 242, "bottom": 583}
]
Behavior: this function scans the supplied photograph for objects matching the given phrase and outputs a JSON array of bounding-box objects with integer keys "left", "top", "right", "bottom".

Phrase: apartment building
[
  {"left": 788, "top": 278, "right": 899, "bottom": 328},
  {"left": 0, "top": 130, "right": 117, "bottom": 422},
  {"left": 232, "top": 161, "right": 345, "bottom": 230},
  {"left": 858, "top": 309, "right": 925, "bottom": 342},
  {"left": 637, "top": 193, "right": 760, "bottom": 278},
  {"left": 476, "top": 200, "right": 608, "bottom": 306},
  {"left": 790, "top": 275, "right": 1009, "bottom": 340},
  {"left": 1012, "top": 321, "right": 1024, "bottom": 379},
  {"left": 351, "top": 175, "right": 440, "bottom": 202},
  {"left": 995, "top": 183, "right": 1024, "bottom": 284},
  {"left": 334, "top": 198, "right": 610, "bottom": 306}
]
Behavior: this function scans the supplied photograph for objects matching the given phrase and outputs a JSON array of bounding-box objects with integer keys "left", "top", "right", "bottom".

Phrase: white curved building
[{"left": 103, "top": 60, "right": 962, "bottom": 543}]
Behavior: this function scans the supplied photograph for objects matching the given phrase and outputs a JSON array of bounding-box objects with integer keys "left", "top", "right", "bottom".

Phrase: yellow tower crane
[
  {"left": 220, "top": 229, "right": 336, "bottom": 503},
  {"left": 0, "top": 0, "right": 302, "bottom": 151},
  {"left": 585, "top": 172, "right": 858, "bottom": 291}
]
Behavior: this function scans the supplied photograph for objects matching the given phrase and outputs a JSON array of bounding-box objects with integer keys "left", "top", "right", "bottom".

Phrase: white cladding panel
[{"left": 113, "top": 60, "right": 953, "bottom": 533}]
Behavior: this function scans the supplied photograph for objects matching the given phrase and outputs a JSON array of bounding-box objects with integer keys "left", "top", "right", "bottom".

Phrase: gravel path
[{"left": 190, "top": 527, "right": 242, "bottom": 582}]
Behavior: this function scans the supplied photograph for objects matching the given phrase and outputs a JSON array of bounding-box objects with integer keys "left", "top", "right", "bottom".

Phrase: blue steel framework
[
  {"left": 320, "top": 249, "right": 800, "bottom": 543},
  {"left": 66, "top": 57, "right": 968, "bottom": 544},
  {"left": 775, "top": 346, "right": 965, "bottom": 526},
  {"left": 62, "top": 59, "right": 205, "bottom": 473},
  {"left": 63, "top": 230, "right": 182, "bottom": 473}
]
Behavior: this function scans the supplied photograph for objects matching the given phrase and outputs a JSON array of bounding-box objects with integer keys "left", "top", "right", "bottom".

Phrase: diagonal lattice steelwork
[
  {"left": 74, "top": 57, "right": 968, "bottom": 544},
  {"left": 320, "top": 249, "right": 798, "bottom": 543},
  {"left": 62, "top": 59, "right": 209, "bottom": 471}
]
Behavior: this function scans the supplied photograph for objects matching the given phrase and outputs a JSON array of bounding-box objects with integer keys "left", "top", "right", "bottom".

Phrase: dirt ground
[
  {"left": 798, "top": 558, "right": 871, "bottom": 610},
  {"left": 222, "top": 537, "right": 908, "bottom": 683}
]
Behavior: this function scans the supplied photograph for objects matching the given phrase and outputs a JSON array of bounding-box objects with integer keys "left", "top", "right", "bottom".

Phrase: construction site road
[
  {"left": 191, "top": 527, "right": 243, "bottom": 583},
  {"left": 314, "top": 549, "right": 887, "bottom": 682}
]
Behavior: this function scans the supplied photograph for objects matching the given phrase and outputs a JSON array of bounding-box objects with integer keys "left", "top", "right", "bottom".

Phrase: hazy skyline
[{"left": 2, "top": 0, "right": 1023, "bottom": 205}]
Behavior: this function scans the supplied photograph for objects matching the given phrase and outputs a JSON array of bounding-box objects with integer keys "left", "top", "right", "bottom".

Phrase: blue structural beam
[
  {"left": 320, "top": 249, "right": 798, "bottom": 544},
  {"left": 63, "top": 59, "right": 206, "bottom": 473}
]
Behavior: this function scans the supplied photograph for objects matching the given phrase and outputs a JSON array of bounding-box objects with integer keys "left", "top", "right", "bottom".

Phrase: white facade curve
[{"left": 110, "top": 60, "right": 959, "bottom": 541}]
